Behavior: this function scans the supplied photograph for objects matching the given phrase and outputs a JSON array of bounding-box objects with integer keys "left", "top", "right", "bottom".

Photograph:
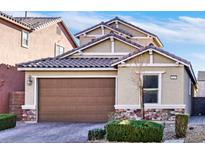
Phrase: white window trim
[
  {"left": 22, "top": 75, "right": 118, "bottom": 123},
  {"left": 21, "top": 30, "right": 29, "bottom": 48},
  {"left": 55, "top": 43, "right": 65, "bottom": 56},
  {"left": 140, "top": 71, "right": 163, "bottom": 105}
]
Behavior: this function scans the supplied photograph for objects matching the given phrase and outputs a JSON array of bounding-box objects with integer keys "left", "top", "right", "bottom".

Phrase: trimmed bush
[
  {"left": 88, "top": 128, "right": 106, "bottom": 141},
  {"left": 0, "top": 114, "right": 17, "bottom": 131},
  {"left": 106, "top": 120, "right": 164, "bottom": 142},
  {"left": 175, "top": 114, "right": 189, "bottom": 138}
]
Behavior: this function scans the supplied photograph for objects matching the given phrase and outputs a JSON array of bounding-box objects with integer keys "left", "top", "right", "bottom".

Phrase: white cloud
[
  {"left": 54, "top": 12, "right": 110, "bottom": 31},
  {"left": 56, "top": 12, "right": 205, "bottom": 45},
  {"left": 122, "top": 15, "right": 205, "bottom": 45},
  {"left": 5, "top": 11, "right": 45, "bottom": 17},
  {"left": 5, "top": 11, "right": 205, "bottom": 45},
  {"left": 192, "top": 53, "right": 205, "bottom": 61}
]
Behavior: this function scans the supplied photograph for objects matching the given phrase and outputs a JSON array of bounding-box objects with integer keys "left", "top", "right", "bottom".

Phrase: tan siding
[
  {"left": 0, "top": 19, "right": 73, "bottom": 66},
  {"left": 153, "top": 52, "right": 175, "bottom": 63},
  {"left": 82, "top": 39, "right": 111, "bottom": 53},
  {"left": 115, "top": 40, "right": 138, "bottom": 53},
  {"left": 117, "top": 66, "right": 185, "bottom": 106},
  {"left": 125, "top": 52, "right": 150, "bottom": 64},
  {"left": 87, "top": 27, "right": 102, "bottom": 35},
  {"left": 79, "top": 36, "right": 96, "bottom": 45}
]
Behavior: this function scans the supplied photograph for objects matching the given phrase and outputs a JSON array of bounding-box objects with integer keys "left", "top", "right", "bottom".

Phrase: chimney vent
[{"left": 25, "top": 11, "right": 27, "bottom": 18}]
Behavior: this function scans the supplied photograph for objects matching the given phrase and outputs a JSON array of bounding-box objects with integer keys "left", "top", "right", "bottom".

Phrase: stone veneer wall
[
  {"left": 9, "top": 91, "right": 24, "bottom": 120},
  {"left": 22, "top": 109, "right": 37, "bottom": 122},
  {"left": 111, "top": 108, "right": 185, "bottom": 121}
]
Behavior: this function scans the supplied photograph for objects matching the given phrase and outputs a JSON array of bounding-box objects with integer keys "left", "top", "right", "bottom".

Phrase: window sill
[{"left": 22, "top": 44, "right": 29, "bottom": 49}]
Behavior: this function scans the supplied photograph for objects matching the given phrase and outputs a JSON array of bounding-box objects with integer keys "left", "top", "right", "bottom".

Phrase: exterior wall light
[{"left": 27, "top": 75, "right": 33, "bottom": 86}]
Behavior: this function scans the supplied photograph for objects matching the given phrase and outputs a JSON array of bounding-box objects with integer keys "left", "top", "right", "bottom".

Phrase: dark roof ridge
[{"left": 105, "top": 16, "right": 157, "bottom": 37}]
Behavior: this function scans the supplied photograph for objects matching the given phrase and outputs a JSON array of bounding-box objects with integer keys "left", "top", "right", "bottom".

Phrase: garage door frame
[{"left": 32, "top": 75, "right": 117, "bottom": 122}]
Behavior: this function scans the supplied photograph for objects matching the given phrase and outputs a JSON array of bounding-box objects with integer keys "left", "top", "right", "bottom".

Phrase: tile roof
[
  {"left": 0, "top": 12, "right": 62, "bottom": 30},
  {"left": 75, "top": 21, "right": 133, "bottom": 37},
  {"left": 59, "top": 32, "right": 143, "bottom": 58},
  {"left": 74, "top": 16, "right": 163, "bottom": 47},
  {"left": 0, "top": 11, "right": 31, "bottom": 29},
  {"left": 75, "top": 17, "right": 156, "bottom": 38},
  {"left": 14, "top": 17, "right": 62, "bottom": 29},
  {"left": 17, "top": 57, "right": 118, "bottom": 68},
  {"left": 111, "top": 45, "right": 196, "bottom": 84},
  {"left": 105, "top": 17, "right": 158, "bottom": 37}
]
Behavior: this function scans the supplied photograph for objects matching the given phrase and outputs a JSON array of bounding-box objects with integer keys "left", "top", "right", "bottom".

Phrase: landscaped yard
[
  {"left": 89, "top": 116, "right": 205, "bottom": 143},
  {"left": 164, "top": 123, "right": 205, "bottom": 143}
]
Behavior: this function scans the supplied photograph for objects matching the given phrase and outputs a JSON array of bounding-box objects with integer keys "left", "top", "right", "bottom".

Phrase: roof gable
[
  {"left": 75, "top": 22, "right": 133, "bottom": 38},
  {"left": 74, "top": 17, "right": 163, "bottom": 47},
  {"left": 111, "top": 45, "right": 190, "bottom": 66},
  {"left": 111, "top": 45, "right": 196, "bottom": 84},
  {"left": 59, "top": 33, "right": 143, "bottom": 58}
]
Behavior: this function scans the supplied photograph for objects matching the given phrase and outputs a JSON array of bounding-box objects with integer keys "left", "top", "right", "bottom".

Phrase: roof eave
[
  {"left": 0, "top": 15, "right": 32, "bottom": 31},
  {"left": 17, "top": 67, "right": 117, "bottom": 71}
]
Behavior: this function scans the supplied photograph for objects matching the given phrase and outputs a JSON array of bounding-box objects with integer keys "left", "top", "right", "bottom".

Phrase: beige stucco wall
[
  {"left": 114, "top": 40, "right": 138, "bottom": 53},
  {"left": 83, "top": 39, "right": 111, "bottom": 53},
  {"left": 24, "top": 70, "right": 117, "bottom": 107},
  {"left": 183, "top": 69, "right": 192, "bottom": 114},
  {"left": 116, "top": 51, "right": 191, "bottom": 108},
  {"left": 0, "top": 19, "right": 74, "bottom": 66},
  {"left": 153, "top": 52, "right": 175, "bottom": 63},
  {"left": 117, "top": 66, "right": 185, "bottom": 106},
  {"left": 81, "top": 38, "right": 139, "bottom": 54}
]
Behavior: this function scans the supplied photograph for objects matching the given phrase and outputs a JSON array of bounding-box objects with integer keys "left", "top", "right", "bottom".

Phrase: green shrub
[
  {"left": 88, "top": 128, "right": 106, "bottom": 141},
  {"left": 106, "top": 120, "right": 164, "bottom": 142},
  {"left": 0, "top": 114, "right": 17, "bottom": 131},
  {"left": 175, "top": 114, "right": 189, "bottom": 138}
]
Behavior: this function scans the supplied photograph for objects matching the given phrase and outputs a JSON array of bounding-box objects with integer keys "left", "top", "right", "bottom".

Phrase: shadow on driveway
[{"left": 0, "top": 122, "right": 105, "bottom": 143}]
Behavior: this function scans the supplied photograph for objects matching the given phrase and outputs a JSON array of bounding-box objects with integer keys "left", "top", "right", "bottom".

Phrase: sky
[{"left": 6, "top": 11, "right": 205, "bottom": 75}]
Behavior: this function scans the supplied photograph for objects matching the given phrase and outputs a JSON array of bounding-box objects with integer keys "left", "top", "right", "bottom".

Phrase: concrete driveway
[{"left": 0, "top": 122, "right": 105, "bottom": 143}]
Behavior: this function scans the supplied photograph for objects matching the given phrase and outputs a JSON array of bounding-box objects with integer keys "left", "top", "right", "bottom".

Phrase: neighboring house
[
  {"left": 196, "top": 71, "right": 205, "bottom": 97},
  {"left": 17, "top": 17, "right": 197, "bottom": 123},
  {"left": 0, "top": 12, "right": 77, "bottom": 113}
]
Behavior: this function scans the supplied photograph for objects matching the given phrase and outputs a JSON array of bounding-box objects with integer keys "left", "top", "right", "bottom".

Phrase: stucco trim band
[{"left": 114, "top": 104, "right": 186, "bottom": 109}]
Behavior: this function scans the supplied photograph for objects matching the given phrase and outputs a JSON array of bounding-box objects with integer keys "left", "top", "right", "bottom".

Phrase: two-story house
[
  {"left": 0, "top": 12, "right": 77, "bottom": 114},
  {"left": 18, "top": 17, "right": 196, "bottom": 123}
]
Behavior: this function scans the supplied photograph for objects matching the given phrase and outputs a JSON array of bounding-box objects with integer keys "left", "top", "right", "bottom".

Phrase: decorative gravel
[
  {"left": 185, "top": 125, "right": 205, "bottom": 143},
  {"left": 163, "top": 122, "right": 205, "bottom": 143}
]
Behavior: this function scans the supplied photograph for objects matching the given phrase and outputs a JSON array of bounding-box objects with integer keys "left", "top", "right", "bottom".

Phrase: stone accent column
[
  {"left": 9, "top": 91, "right": 25, "bottom": 120},
  {"left": 22, "top": 109, "right": 37, "bottom": 122}
]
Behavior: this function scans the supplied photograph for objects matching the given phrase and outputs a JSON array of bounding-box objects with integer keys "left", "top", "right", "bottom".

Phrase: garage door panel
[
  {"left": 40, "top": 88, "right": 115, "bottom": 97},
  {"left": 39, "top": 96, "right": 115, "bottom": 105},
  {"left": 38, "top": 78, "right": 115, "bottom": 122}
]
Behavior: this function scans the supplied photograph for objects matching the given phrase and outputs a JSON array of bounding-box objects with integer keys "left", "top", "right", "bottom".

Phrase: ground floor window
[{"left": 143, "top": 75, "right": 159, "bottom": 104}]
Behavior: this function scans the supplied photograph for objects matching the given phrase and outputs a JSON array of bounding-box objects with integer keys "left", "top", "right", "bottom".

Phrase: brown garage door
[{"left": 38, "top": 78, "right": 115, "bottom": 122}]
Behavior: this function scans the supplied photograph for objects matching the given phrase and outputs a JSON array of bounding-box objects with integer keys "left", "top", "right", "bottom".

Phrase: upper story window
[
  {"left": 55, "top": 44, "right": 65, "bottom": 56},
  {"left": 22, "top": 31, "right": 29, "bottom": 48},
  {"left": 143, "top": 75, "right": 159, "bottom": 104}
]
